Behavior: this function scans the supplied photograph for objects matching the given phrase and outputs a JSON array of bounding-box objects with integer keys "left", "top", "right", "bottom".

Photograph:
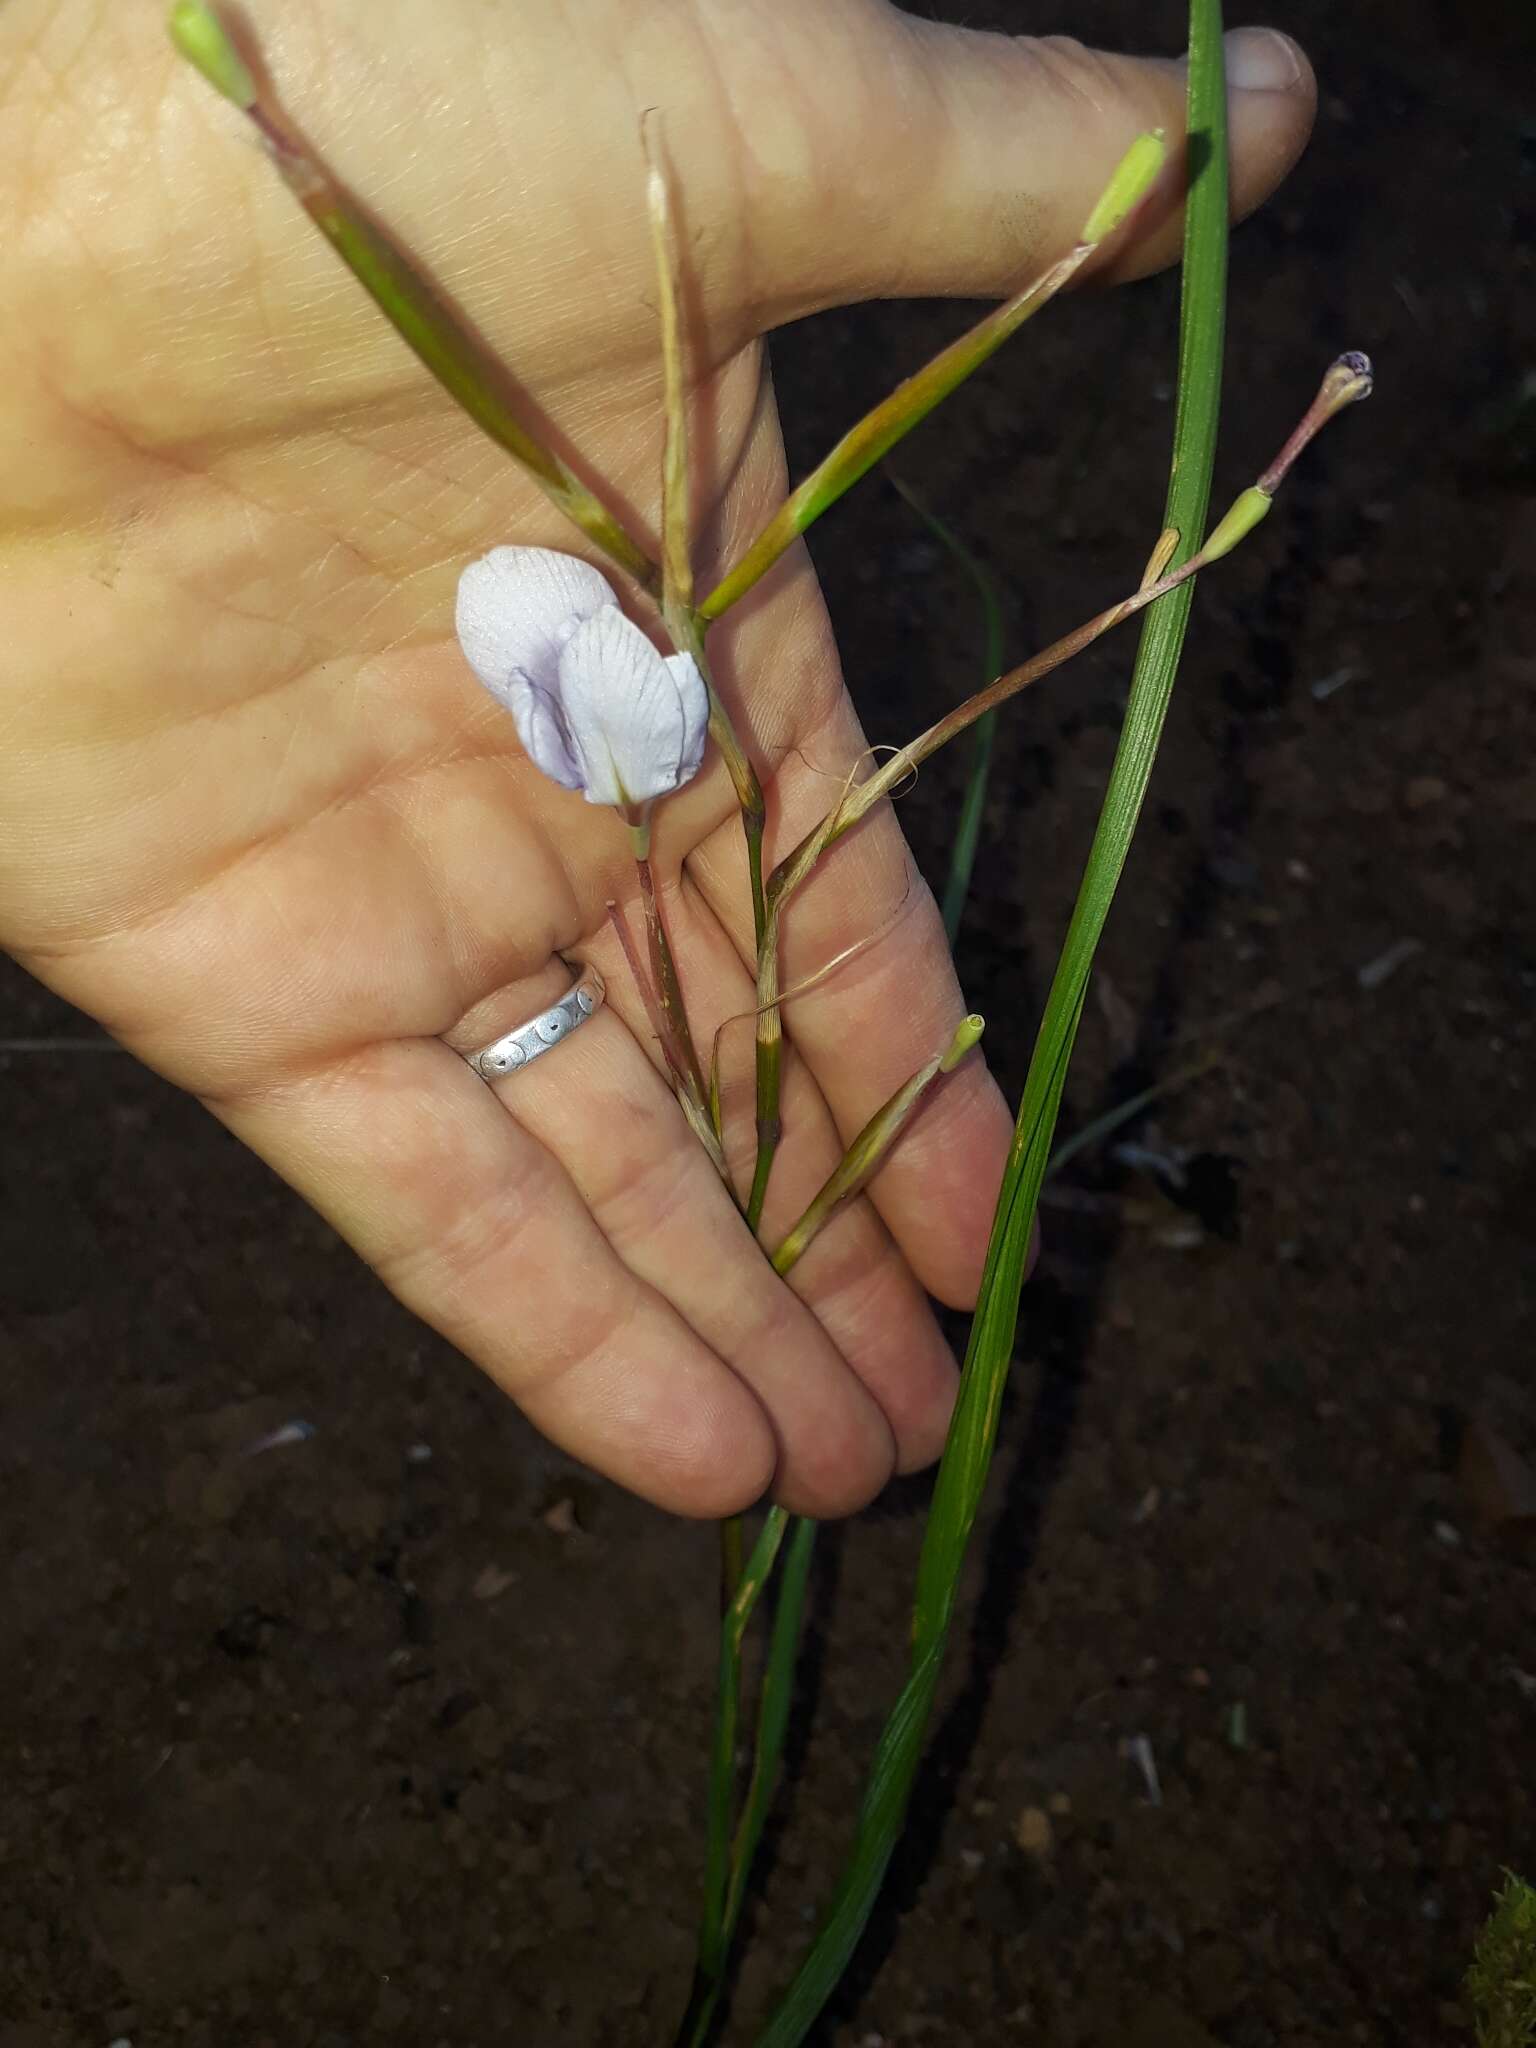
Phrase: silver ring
[{"left": 464, "top": 965, "right": 606, "bottom": 1081}]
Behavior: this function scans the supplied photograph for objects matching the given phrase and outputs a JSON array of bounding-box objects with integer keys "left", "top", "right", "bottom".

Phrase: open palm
[{"left": 0, "top": 1, "right": 1313, "bottom": 1514}]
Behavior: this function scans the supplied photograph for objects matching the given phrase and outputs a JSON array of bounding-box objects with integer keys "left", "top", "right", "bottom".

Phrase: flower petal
[
  {"left": 663, "top": 652, "right": 710, "bottom": 788},
  {"left": 507, "top": 672, "right": 583, "bottom": 791},
  {"left": 455, "top": 546, "right": 616, "bottom": 709},
  {"left": 557, "top": 610, "right": 705, "bottom": 806}
]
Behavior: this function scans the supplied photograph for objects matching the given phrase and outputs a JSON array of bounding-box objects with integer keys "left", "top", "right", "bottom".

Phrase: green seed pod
[{"left": 168, "top": 3, "right": 258, "bottom": 111}]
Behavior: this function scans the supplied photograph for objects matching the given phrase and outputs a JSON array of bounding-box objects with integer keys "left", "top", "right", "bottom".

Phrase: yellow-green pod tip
[
  {"left": 168, "top": 3, "right": 258, "bottom": 110},
  {"left": 1080, "top": 131, "right": 1166, "bottom": 247},
  {"left": 1202, "top": 486, "right": 1273, "bottom": 565},
  {"left": 941, "top": 1014, "right": 986, "bottom": 1071}
]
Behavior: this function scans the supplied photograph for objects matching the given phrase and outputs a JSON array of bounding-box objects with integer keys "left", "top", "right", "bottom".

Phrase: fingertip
[
  {"left": 620, "top": 1366, "right": 780, "bottom": 1521},
  {"left": 1224, "top": 25, "right": 1310, "bottom": 97},
  {"left": 1224, "top": 28, "right": 1317, "bottom": 224},
  {"left": 1082, "top": 28, "right": 1316, "bottom": 288}
]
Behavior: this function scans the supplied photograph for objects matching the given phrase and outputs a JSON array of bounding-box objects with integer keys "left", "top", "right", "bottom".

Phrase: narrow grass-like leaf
[
  {"left": 887, "top": 481, "right": 1007, "bottom": 944},
  {"left": 724, "top": 1516, "right": 817, "bottom": 1938},
  {"left": 750, "top": 6, "right": 1230, "bottom": 2038},
  {"left": 1045, "top": 1049, "right": 1221, "bottom": 1178},
  {"left": 677, "top": 1506, "right": 791, "bottom": 2048},
  {"left": 681, "top": 1515, "right": 819, "bottom": 2048}
]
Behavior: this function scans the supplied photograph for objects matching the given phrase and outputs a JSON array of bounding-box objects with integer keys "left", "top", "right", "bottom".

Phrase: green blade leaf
[
  {"left": 750, "top": 5, "right": 1229, "bottom": 2039},
  {"left": 674, "top": 1508, "right": 792, "bottom": 2048},
  {"left": 678, "top": 1515, "right": 820, "bottom": 2048}
]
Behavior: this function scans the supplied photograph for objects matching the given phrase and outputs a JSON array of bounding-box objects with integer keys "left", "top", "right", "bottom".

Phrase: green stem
[
  {"left": 681, "top": 1514, "right": 818, "bottom": 2048},
  {"left": 770, "top": 1017, "right": 984, "bottom": 1277},
  {"left": 697, "top": 133, "right": 1166, "bottom": 625},
  {"left": 764, "top": 354, "right": 1368, "bottom": 918},
  {"left": 675, "top": 1507, "right": 791, "bottom": 2048},
  {"left": 169, "top": 6, "right": 659, "bottom": 595},
  {"left": 719, "top": 1516, "right": 745, "bottom": 1611}
]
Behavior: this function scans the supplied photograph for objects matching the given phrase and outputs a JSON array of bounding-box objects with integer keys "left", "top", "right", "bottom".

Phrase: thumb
[{"left": 763, "top": 15, "right": 1315, "bottom": 316}]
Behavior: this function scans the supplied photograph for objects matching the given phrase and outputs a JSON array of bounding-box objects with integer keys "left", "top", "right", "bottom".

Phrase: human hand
[{"left": 0, "top": 2, "right": 1313, "bottom": 1516}]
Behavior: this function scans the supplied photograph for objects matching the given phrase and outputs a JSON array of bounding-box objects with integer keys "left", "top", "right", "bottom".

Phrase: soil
[{"left": 3, "top": 2, "right": 1533, "bottom": 2044}]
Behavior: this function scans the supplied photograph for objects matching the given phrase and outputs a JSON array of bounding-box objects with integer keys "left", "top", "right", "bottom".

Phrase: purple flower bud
[{"left": 455, "top": 547, "right": 708, "bottom": 808}]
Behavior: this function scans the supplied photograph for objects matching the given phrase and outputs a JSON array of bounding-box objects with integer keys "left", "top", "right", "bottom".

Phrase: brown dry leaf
[
  {"left": 1457, "top": 1414, "right": 1536, "bottom": 1529},
  {"left": 472, "top": 1563, "right": 516, "bottom": 1601}
]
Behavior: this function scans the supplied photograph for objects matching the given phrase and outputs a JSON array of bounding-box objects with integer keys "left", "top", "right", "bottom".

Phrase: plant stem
[
  {"left": 168, "top": 6, "right": 659, "bottom": 595},
  {"left": 674, "top": 1507, "right": 791, "bottom": 2048},
  {"left": 644, "top": 116, "right": 694, "bottom": 620},
  {"left": 749, "top": 9, "right": 1234, "bottom": 2038},
  {"left": 681, "top": 1513, "right": 818, "bottom": 2048},
  {"left": 763, "top": 354, "right": 1371, "bottom": 935},
  {"left": 697, "top": 132, "right": 1166, "bottom": 625},
  {"left": 742, "top": 792, "right": 850, "bottom": 1233},
  {"left": 770, "top": 1017, "right": 985, "bottom": 1277}
]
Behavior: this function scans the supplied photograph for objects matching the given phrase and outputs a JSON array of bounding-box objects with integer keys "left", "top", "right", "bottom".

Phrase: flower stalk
[
  {"left": 768, "top": 354, "right": 1374, "bottom": 903},
  {"left": 696, "top": 130, "right": 1167, "bottom": 625},
  {"left": 643, "top": 116, "right": 694, "bottom": 624}
]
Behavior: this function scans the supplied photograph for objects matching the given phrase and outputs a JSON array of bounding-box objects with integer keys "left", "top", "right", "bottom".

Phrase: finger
[
  {"left": 209, "top": 1033, "right": 780, "bottom": 1521},
  {"left": 584, "top": 879, "right": 965, "bottom": 1476},
  {"left": 749, "top": 14, "right": 1315, "bottom": 317},
  {"left": 446, "top": 957, "right": 902, "bottom": 1517}
]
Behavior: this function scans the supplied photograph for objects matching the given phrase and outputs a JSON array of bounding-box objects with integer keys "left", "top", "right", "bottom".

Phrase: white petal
[
  {"left": 506, "top": 673, "right": 583, "bottom": 791},
  {"left": 454, "top": 546, "right": 616, "bottom": 709},
  {"left": 557, "top": 609, "right": 696, "bottom": 806},
  {"left": 662, "top": 652, "right": 710, "bottom": 788}
]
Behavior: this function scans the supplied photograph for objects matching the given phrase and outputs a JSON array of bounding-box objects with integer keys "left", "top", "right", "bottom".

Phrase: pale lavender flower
[{"left": 455, "top": 546, "right": 708, "bottom": 810}]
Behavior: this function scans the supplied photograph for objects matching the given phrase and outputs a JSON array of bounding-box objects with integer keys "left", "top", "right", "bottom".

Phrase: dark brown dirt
[{"left": 4, "top": 2, "right": 1533, "bottom": 2043}]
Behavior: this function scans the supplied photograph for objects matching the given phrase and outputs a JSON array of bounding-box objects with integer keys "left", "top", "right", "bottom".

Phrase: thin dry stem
[
  {"left": 770, "top": 1015, "right": 985, "bottom": 1275},
  {"left": 643, "top": 115, "right": 694, "bottom": 619}
]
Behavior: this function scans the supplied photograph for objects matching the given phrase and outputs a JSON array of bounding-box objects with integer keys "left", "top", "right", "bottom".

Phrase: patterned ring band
[{"left": 464, "top": 965, "right": 606, "bottom": 1081}]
